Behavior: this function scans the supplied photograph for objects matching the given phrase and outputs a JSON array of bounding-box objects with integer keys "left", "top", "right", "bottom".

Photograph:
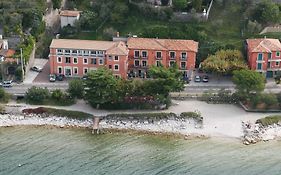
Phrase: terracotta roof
[
  {"left": 5, "top": 49, "right": 15, "bottom": 57},
  {"left": 50, "top": 39, "right": 128, "bottom": 55},
  {"left": 50, "top": 39, "right": 119, "bottom": 50},
  {"left": 107, "top": 42, "right": 128, "bottom": 55},
  {"left": 246, "top": 38, "right": 281, "bottom": 53},
  {"left": 127, "top": 37, "right": 198, "bottom": 52},
  {"left": 60, "top": 10, "right": 81, "bottom": 17}
]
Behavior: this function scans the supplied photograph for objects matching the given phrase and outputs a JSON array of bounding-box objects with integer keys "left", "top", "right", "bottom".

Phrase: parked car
[
  {"left": 194, "top": 75, "right": 201, "bottom": 82},
  {"left": 56, "top": 74, "right": 65, "bottom": 81},
  {"left": 49, "top": 74, "right": 56, "bottom": 82},
  {"left": 2, "top": 80, "right": 12, "bottom": 88},
  {"left": 202, "top": 75, "right": 209, "bottom": 82},
  {"left": 81, "top": 75, "right": 88, "bottom": 80},
  {"left": 30, "top": 66, "right": 43, "bottom": 72}
]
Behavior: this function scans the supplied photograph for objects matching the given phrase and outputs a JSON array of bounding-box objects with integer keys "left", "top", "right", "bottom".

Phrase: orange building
[
  {"left": 127, "top": 37, "right": 198, "bottom": 78},
  {"left": 49, "top": 39, "right": 128, "bottom": 78},
  {"left": 246, "top": 38, "right": 281, "bottom": 78}
]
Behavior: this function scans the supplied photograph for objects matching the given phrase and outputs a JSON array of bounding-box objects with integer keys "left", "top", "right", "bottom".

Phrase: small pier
[{"left": 92, "top": 117, "right": 101, "bottom": 134}]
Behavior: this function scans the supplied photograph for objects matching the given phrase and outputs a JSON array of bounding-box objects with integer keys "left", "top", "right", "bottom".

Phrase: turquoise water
[{"left": 1, "top": 126, "right": 281, "bottom": 175}]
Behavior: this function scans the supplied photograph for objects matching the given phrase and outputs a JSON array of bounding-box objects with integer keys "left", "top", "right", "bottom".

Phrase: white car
[
  {"left": 49, "top": 74, "right": 56, "bottom": 82},
  {"left": 2, "top": 80, "right": 13, "bottom": 88},
  {"left": 194, "top": 75, "right": 201, "bottom": 82}
]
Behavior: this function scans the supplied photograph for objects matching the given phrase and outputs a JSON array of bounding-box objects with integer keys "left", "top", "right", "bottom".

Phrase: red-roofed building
[
  {"left": 127, "top": 37, "right": 198, "bottom": 78},
  {"left": 246, "top": 38, "right": 281, "bottom": 78}
]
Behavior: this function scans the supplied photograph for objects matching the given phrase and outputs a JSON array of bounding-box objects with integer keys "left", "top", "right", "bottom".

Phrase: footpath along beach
[{"left": 1, "top": 100, "right": 281, "bottom": 144}]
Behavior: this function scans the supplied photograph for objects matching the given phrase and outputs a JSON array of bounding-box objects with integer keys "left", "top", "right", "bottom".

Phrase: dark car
[
  {"left": 56, "top": 74, "right": 65, "bottom": 81},
  {"left": 30, "top": 66, "right": 43, "bottom": 72},
  {"left": 81, "top": 75, "right": 88, "bottom": 80},
  {"left": 202, "top": 75, "right": 209, "bottom": 82}
]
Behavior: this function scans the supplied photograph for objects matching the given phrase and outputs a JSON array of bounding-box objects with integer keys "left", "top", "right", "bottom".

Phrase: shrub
[
  {"left": 51, "top": 89, "right": 65, "bottom": 100},
  {"left": 180, "top": 111, "right": 202, "bottom": 122},
  {"left": 26, "top": 86, "right": 50, "bottom": 103},
  {"left": 262, "top": 93, "right": 278, "bottom": 108},
  {"left": 256, "top": 115, "right": 281, "bottom": 127},
  {"left": 68, "top": 79, "right": 84, "bottom": 99}
]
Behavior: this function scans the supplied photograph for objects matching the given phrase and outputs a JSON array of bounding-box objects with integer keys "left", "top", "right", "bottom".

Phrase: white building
[{"left": 60, "top": 10, "right": 81, "bottom": 28}]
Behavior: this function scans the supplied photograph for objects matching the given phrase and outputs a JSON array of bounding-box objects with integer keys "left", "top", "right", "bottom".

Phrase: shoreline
[{"left": 2, "top": 100, "right": 281, "bottom": 144}]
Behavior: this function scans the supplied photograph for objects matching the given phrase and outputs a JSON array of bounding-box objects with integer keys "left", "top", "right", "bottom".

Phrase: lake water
[{"left": 1, "top": 126, "right": 281, "bottom": 175}]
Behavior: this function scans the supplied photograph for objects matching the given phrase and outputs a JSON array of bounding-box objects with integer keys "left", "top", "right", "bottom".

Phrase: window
[
  {"left": 276, "top": 62, "right": 280, "bottom": 66},
  {"left": 258, "top": 53, "right": 263, "bottom": 61},
  {"left": 156, "top": 60, "right": 161, "bottom": 67},
  {"left": 134, "top": 60, "right": 140, "bottom": 67},
  {"left": 181, "top": 62, "right": 186, "bottom": 69},
  {"left": 114, "top": 56, "right": 119, "bottom": 61},
  {"left": 134, "top": 51, "right": 140, "bottom": 58},
  {"left": 181, "top": 52, "right": 187, "bottom": 59},
  {"left": 57, "top": 57, "right": 62, "bottom": 63},
  {"left": 142, "top": 60, "right": 147, "bottom": 67},
  {"left": 156, "top": 51, "right": 162, "bottom": 59},
  {"left": 99, "top": 59, "right": 104, "bottom": 65},
  {"left": 91, "top": 58, "right": 97, "bottom": 64},
  {"left": 109, "top": 65, "right": 112, "bottom": 69},
  {"left": 65, "top": 57, "right": 71, "bottom": 63},
  {"left": 90, "top": 51, "right": 96, "bottom": 55},
  {"left": 170, "top": 52, "right": 175, "bottom": 59},
  {"left": 58, "top": 67, "right": 62, "bottom": 74},
  {"left": 142, "top": 51, "right": 147, "bottom": 58},
  {"left": 73, "top": 57, "right": 78, "bottom": 64},
  {"left": 72, "top": 50, "right": 77, "bottom": 55},
  {"left": 267, "top": 62, "right": 271, "bottom": 68},
  {"left": 257, "top": 63, "right": 262, "bottom": 70},
  {"left": 65, "top": 50, "right": 71, "bottom": 55},
  {"left": 78, "top": 50, "right": 82, "bottom": 56},
  {"left": 114, "top": 65, "right": 119, "bottom": 71},
  {"left": 83, "top": 50, "right": 89, "bottom": 56},
  {"left": 277, "top": 51, "right": 280, "bottom": 57},
  {"left": 57, "top": 49, "right": 62, "bottom": 54},
  {"left": 108, "top": 55, "right": 112, "bottom": 60},
  {"left": 268, "top": 53, "right": 272, "bottom": 60},
  {"left": 73, "top": 67, "right": 78, "bottom": 75},
  {"left": 84, "top": 68, "right": 88, "bottom": 74},
  {"left": 170, "top": 61, "right": 176, "bottom": 67},
  {"left": 83, "top": 58, "right": 88, "bottom": 64},
  {"left": 65, "top": 67, "right": 72, "bottom": 76}
]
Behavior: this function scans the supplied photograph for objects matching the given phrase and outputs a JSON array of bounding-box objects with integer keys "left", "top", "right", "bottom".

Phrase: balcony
[
  {"left": 181, "top": 57, "right": 187, "bottom": 60},
  {"left": 155, "top": 56, "right": 162, "bottom": 60}
]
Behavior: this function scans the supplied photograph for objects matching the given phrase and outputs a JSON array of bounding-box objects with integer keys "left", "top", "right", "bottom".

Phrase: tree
[
  {"left": 68, "top": 79, "right": 84, "bottom": 99},
  {"left": 148, "top": 65, "right": 184, "bottom": 96},
  {"left": 173, "top": 0, "right": 187, "bottom": 11},
  {"left": 232, "top": 69, "right": 265, "bottom": 97},
  {"left": 26, "top": 86, "right": 50, "bottom": 103},
  {"left": 52, "top": 0, "right": 62, "bottom": 9},
  {"left": 253, "top": 0, "right": 281, "bottom": 24},
  {"left": 201, "top": 49, "right": 248, "bottom": 75},
  {"left": 84, "top": 68, "right": 121, "bottom": 108}
]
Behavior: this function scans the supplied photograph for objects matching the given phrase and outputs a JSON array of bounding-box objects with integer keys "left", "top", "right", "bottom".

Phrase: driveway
[{"left": 24, "top": 59, "right": 48, "bottom": 84}]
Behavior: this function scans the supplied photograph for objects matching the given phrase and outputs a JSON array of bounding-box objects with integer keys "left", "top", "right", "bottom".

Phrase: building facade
[
  {"left": 127, "top": 37, "right": 198, "bottom": 78},
  {"left": 49, "top": 37, "right": 198, "bottom": 79},
  {"left": 60, "top": 10, "right": 81, "bottom": 28},
  {"left": 246, "top": 38, "right": 281, "bottom": 78},
  {"left": 49, "top": 39, "right": 128, "bottom": 78}
]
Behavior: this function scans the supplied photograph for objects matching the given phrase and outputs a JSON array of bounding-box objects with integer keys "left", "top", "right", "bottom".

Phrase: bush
[
  {"left": 68, "top": 79, "right": 84, "bottom": 99},
  {"left": 51, "top": 89, "right": 65, "bottom": 100},
  {"left": 0, "top": 88, "right": 9, "bottom": 103},
  {"left": 201, "top": 89, "right": 237, "bottom": 104},
  {"left": 180, "top": 111, "right": 202, "bottom": 122},
  {"left": 26, "top": 86, "right": 50, "bottom": 103},
  {"left": 250, "top": 93, "right": 278, "bottom": 109},
  {"left": 15, "top": 67, "right": 23, "bottom": 82},
  {"left": 256, "top": 115, "right": 281, "bottom": 127}
]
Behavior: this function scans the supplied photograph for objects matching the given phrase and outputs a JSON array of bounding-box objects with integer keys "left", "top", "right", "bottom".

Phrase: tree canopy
[
  {"left": 252, "top": 0, "right": 281, "bottom": 24},
  {"left": 201, "top": 49, "right": 248, "bottom": 75},
  {"left": 232, "top": 69, "right": 265, "bottom": 96}
]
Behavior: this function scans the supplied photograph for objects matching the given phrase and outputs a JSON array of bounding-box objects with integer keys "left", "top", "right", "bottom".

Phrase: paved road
[{"left": 5, "top": 83, "right": 68, "bottom": 95}]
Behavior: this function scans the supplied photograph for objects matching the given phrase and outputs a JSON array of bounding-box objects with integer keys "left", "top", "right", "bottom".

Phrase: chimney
[
  {"left": 264, "top": 35, "right": 267, "bottom": 39},
  {"left": 116, "top": 32, "right": 120, "bottom": 38}
]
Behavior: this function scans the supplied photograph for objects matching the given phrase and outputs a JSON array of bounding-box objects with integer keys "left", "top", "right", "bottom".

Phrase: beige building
[{"left": 60, "top": 10, "right": 81, "bottom": 28}]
